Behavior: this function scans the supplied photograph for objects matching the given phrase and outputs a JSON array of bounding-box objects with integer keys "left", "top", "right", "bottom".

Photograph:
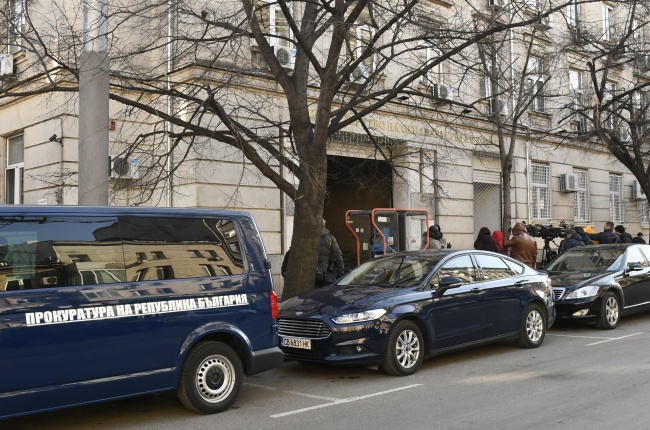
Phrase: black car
[
  {"left": 545, "top": 244, "right": 650, "bottom": 329},
  {"left": 278, "top": 250, "right": 555, "bottom": 376}
]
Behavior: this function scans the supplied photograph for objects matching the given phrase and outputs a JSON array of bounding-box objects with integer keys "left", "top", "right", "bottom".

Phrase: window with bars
[
  {"left": 609, "top": 174, "right": 624, "bottom": 223},
  {"left": 532, "top": 163, "right": 551, "bottom": 220},
  {"left": 573, "top": 169, "right": 590, "bottom": 222},
  {"left": 642, "top": 201, "right": 649, "bottom": 224}
]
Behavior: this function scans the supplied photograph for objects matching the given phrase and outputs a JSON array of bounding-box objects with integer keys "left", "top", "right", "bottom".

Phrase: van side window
[
  {"left": 119, "top": 216, "right": 244, "bottom": 282},
  {"left": 0, "top": 216, "right": 124, "bottom": 291}
]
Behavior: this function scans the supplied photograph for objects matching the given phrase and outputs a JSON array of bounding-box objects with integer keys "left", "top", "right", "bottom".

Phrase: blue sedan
[{"left": 278, "top": 250, "right": 555, "bottom": 376}]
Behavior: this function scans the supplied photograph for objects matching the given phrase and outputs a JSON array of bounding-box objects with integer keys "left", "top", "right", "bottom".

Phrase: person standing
[
  {"left": 421, "top": 224, "right": 448, "bottom": 249},
  {"left": 491, "top": 229, "right": 505, "bottom": 254},
  {"left": 632, "top": 232, "right": 646, "bottom": 244},
  {"left": 587, "top": 222, "right": 620, "bottom": 244},
  {"left": 614, "top": 225, "right": 633, "bottom": 243},
  {"left": 562, "top": 229, "right": 584, "bottom": 252},
  {"left": 317, "top": 219, "right": 344, "bottom": 288},
  {"left": 474, "top": 227, "right": 500, "bottom": 252},
  {"left": 502, "top": 222, "right": 538, "bottom": 268}
]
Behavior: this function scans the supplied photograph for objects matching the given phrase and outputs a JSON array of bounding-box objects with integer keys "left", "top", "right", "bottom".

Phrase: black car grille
[
  {"left": 277, "top": 318, "right": 331, "bottom": 338},
  {"left": 553, "top": 288, "right": 566, "bottom": 300}
]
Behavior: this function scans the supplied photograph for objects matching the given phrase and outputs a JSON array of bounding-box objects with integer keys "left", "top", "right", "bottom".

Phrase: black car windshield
[
  {"left": 545, "top": 248, "right": 625, "bottom": 272},
  {"left": 337, "top": 254, "right": 442, "bottom": 288}
]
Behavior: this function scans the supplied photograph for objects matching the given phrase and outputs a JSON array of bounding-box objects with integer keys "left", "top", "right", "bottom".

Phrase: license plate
[{"left": 281, "top": 337, "right": 312, "bottom": 349}]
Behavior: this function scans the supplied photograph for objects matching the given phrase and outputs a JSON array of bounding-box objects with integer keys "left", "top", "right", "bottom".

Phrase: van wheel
[{"left": 178, "top": 341, "right": 243, "bottom": 414}]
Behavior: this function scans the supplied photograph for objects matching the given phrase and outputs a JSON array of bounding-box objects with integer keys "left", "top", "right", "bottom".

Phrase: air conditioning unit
[
  {"left": 432, "top": 83, "right": 453, "bottom": 102},
  {"left": 274, "top": 46, "right": 295, "bottom": 70},
  {"left": 0, "top": 53, "right": 14, "bottom": 76},
  {"left": 560, "top": 173, "right": 578, "bottom": 193},
  {"left": 489, "top": 98, "right": 509, "bottom": 116},
  {"left": 488, "top": 0, "right": 507, "bottom": 9},
  {"left": 249, "top": 37, "right": 259, "bottom": 50},
  {"left": 576, "top": 117, "right": 590, "bottom": 135},
  {"left": 632, "top": 180, "right": 646, "bottom": 200},
  {"left": 109, "top": 155, "right": 140, "bottom": 180}
]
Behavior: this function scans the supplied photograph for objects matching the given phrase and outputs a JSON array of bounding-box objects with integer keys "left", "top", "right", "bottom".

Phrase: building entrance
[{"left": 324, "top": 156, "right": 392, "bottom": 270}]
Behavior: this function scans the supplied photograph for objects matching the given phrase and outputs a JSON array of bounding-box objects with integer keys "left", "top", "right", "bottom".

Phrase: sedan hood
[
  {"left": 279, "top": 284, "right": 409, "bottom": 317},
  {"left": 548, "top": 270, "right": 614, "bottom": 289}
]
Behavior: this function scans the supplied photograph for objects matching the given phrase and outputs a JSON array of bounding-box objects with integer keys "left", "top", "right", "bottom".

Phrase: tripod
[{"left": 539, "top": 237, "right": 563, "bottom": 268}]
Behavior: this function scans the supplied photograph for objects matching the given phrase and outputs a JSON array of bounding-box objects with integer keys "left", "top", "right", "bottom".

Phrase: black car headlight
[
  {"left": 331, "top": 309, "right": 386, "bottom": 324},
  {"left": 565, "top": 285, "right": 600, "bottom": 299}
]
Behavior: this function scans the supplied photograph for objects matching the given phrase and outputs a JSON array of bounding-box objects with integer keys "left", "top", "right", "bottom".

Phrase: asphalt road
[{"left": 6, "top": 314, "right": 650, "bottom": 430}]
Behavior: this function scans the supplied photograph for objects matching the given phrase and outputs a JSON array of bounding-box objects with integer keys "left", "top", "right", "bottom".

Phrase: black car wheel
[
  {"left": 177, "top": 341, "right": 243, "bottom": 414},
  {"left": 595, "top": 291, "right": 620, "bottom": 330},
  {"left": 516, "top": 304, "right": 546, "bottom": 348},
  {"left": 381, "top": 320, "right": 424, "bottom": 376}
]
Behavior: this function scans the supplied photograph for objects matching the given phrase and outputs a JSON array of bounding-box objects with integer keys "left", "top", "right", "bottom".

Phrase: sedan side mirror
[
  {"left": 439, "top": 276, "right": 463, "bottom": 290},
  {"left": 627, "top": 263, "right": 643, "bottom": 272}
]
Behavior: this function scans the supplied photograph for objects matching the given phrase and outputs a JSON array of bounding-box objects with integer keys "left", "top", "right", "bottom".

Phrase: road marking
[
  {"left": 586, "top": 332, "right": 643, "bottom": 346},
  {"left": 245, "top": 383, "right": 341, "bottom": 401},
  {"left": 548, "top": 333, "right": 612, "bottom": 340},
  {"left": 270, "top": 384, "right": 423, "bottom": 418},
  {"left": 548, "top": 332, "right": 644, "bottom": 346}
]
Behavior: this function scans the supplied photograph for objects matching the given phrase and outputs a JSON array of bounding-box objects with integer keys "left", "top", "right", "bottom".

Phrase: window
[
  {"left": 6, "top": 135, "right": 24, "bottom": 205},
  {"left": 527, "top": 57, "right": 545, "bottom": 113},
  {"left": 253, "top": 0, "right": 295, "bottom": 68},
  {"left": 626, "top": 247, "right": 646, "bottom": 267},
  {"left": 475, "top": 254, "right": 512, "bottom": 280},
  {"left": 603, "top": 81, "right": 617, "bottom": 129},
  {"left": 632, "top": 20, "right": 645, "bottom": 51},
  {"left": 566, "top": 0, "right": 579, "bottom": 27},
  {"left": 8, "top": 0, "right": 26, "bottom": 53},
  {"left": 532, "top": 163, "right": 551, "bottom": 220},
  {"left": 602, "top": 3, "right": 614, "bottom": 41},
  {"left": 643, "top": 201, "right": 649, "bottom": 224},
  {"left": 120, "top": 216, "right": 244, "bottom": 282},
  {"left": 349, "top": 23, "right": 377, "bottom": 80},
  {"left": 609, "top": 173, "right": 624, "bottom": 223},
  {"left": 568, "top": 70, "right": 583, "bottom": 109},
  {"left": 431, "top": 255, "right": 476, "bottom": 288},
  {"left": 573, "top": 169, "right": 590, "bottom": 222},
  {"left": 417, "top": 43, "right": 443, "bottom": 87},
  {"left": 0, "top": 216, "right": 124, "bottom": 291}
]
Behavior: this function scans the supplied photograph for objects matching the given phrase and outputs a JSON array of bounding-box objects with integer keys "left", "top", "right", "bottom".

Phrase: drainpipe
[
  {"left": 523, "top": 125, "right": 532, "bottom": 225},
  {"left": 166, "top": 1, "right": 174, "bottom": 207}
]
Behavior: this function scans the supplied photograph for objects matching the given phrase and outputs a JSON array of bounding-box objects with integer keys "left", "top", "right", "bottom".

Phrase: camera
[{"left": 526, "top": 221, "right": 572, "bottom": 240}]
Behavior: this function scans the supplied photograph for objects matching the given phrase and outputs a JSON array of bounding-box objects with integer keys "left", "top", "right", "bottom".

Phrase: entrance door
[{"left": 325, "top": 156, "right": 393, "bottom": 270}]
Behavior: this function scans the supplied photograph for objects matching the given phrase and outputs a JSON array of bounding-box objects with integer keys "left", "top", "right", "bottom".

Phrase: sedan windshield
[
  {"left": 337, "top": 254, "right": 442, "bottom": 288},
  {"left": 545, "top": 248, "right": 625, "bottom": 272}
]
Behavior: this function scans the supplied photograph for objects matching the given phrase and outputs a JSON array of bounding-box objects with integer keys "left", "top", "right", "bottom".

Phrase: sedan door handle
[
  {"left": 515, "top": 279, "right": 529, "bottom": 286},
  {"left": 470, "top": 287, "right": 482, "bottom": 293}
]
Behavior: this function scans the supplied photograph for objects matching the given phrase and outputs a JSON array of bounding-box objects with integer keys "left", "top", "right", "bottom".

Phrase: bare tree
[{"left": 0, "top": 0, "right": 573, "bottom": 299}]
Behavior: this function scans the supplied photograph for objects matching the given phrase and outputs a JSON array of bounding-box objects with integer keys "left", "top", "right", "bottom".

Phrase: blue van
[{"left": 0, "top": 206, "right": 283, "bottom": 418}]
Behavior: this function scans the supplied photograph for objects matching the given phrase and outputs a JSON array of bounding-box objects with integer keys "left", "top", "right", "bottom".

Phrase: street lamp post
[{"left": 78, "top": 0, "right": 109, "bottom": 205}]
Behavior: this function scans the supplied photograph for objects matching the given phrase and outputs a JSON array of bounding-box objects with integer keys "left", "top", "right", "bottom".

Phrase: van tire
[{"left": 178, "top": 341, "right": 243, "bottom": 414}]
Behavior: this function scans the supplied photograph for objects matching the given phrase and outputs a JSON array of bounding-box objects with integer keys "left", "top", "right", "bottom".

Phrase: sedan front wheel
[
  {"left": 595, "top": 291, "right": 620, "bottom": 330},
  {"left": 381, "top": 320, "right": 424, "bottom": 376}
]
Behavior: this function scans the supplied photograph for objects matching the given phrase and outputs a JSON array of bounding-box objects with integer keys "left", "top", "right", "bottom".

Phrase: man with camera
[{"left": 502, "top": 222, "right": 538, "bottom": 268}]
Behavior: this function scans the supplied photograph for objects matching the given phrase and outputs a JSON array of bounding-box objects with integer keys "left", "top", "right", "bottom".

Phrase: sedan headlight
[
  {"left": 566, "top": 285, "right": 601, "bottom": 299},
  {"left": 331, "top": 309, "right": 387, "bottom": 324}
]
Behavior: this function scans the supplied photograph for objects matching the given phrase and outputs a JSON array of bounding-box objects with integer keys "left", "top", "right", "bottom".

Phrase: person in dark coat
[
  {"left": 587, "top": 222, "right": 620, "bottom": 244},
  {"left": 474, "top": 227, "right": 500, "bottom": 252},
  {"left": 615, "top": 225, "right": 633, "bottom": 243},
  {"left": 317, "top": 219, "right": 344, "bottom": 288},
  {"left": 562, "top": 229, "right": 584, "bottom": 252},
  {"left": 573, "top": 226, "right": 592, "bottom": 246},
  {"left": 281, "top": 248, "right": 290, "bottom": 278},
  {"left": 632, "top": 232, "right": 646, "bottom": 244}
]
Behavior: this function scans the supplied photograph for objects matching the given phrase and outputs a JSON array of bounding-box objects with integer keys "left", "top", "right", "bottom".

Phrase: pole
[{"left": 78, "top": 0, "right": 109, "bottom": 205}]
